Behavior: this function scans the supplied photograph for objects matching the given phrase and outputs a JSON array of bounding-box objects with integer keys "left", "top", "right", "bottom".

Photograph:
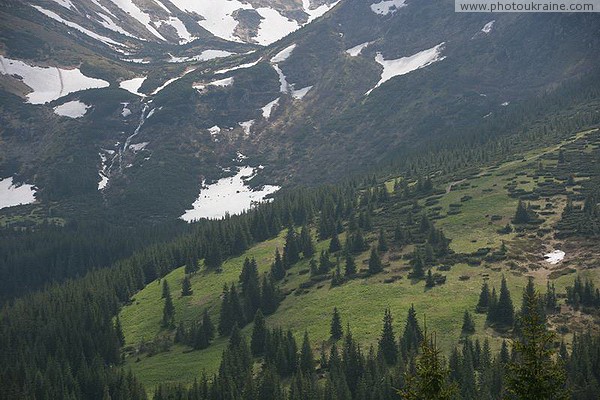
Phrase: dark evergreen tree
[
  {"left": 270, "top": 248, "right": 286, "bottom": 281},
  {"left": 251, "top": 310, "right": 267, "bottom": 356},
  {"left": 299, "top": 331, "right": 315, "bottom": 374},
  {"left": 378, "top": 308, "right": 398, "bottom": 365},
  {"left": 494, "top": 276, "right": 515, "bottom": 329},
  {"left": 425, "top": 269, "right": 435, "bottom": 287},
  {"left": 283, "top": 226, "right": 301, "bottom": 267},
  {"left": 476, "top": 281, "right": 491, "bottom": 313},
  {"left": 412, "top": 254, "right": 425, "bottom": 279},
  {"left": 330, "top": 307, "right": 343, "bottom": 341},
  {"left": 299, "top": 226, "right": 315, "bottom": 258},
  {"left": 506, "top": 291, "right": 569, "bottom": 400},
  {"left": 181, "top": 275, "right": 193, "bottom": 296},
  {"left": 401, "top": 305, "right": 423, "bottom": 357},
  {"left": 461, "top": 310, "right": 475, "bottom": 335},
  {"left": 344, "top": 254, "right": 356, "bottom": 276},
  {"left": 329, "top": 232, "right": 342, "bottom": 253},
  {"left": 161, "top": 285, "right": 175, "bottom": 328},
  {"left": 400, "top": 330, "right": 456, "bottom": 400},
  {"left": 513, "top": 200, "right": 531, "bottom": 224},
  {"left": 261, "top": 275, "right": 279, "bottom": 315},
  {"left": 368, "top": 247, "right": 383, "bottom": 275}
]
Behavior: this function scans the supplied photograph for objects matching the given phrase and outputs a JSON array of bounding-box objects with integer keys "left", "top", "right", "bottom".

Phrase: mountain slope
[{"left": 0, "top": 0, "right": 599, "bottom": 225}]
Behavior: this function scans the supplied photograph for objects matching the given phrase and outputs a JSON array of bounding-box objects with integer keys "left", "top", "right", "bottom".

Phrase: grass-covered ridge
[{"left": 119, "top": 128, "right": 600, "bottom": 391}]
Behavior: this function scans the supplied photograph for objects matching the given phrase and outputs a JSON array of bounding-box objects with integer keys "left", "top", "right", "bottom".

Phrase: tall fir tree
[
  {"left": 377, "top": 228, "right": 388, "bottom": 252},
  {"left": 270, "top": 248, "right": 286, "bottom": 281},
  {"left": 368, "top": 247, "right": 383, "bottom": 275},
  {"left": 299, "top": 226, "right": 315, "bottom": 258},
  {"left": 461, "top": 310, "right": 475, "bottom": 335},
  {"left": 251, "top": 310, "right": 267, "bottom": 356},
  {"left": 476, "top": 281, "right": 491, "bottom": 313},
  {"left": 505, "top": 291, "right": 569, "bottom": 400},
  {"left": 344, "top": 254, "right": 356, "bottom": 276},
  {"left": 283, "top": 226, "right": 301, "bottom": 267},
  {"left": 330, "top": 307, "right": 343, "bottom": 341},
  {"left": 329, "top": 232, "right": 342, "bottom": 253},
  {"left": 181, "top": 275, "right": 193, "bottom": 296},
  {"left": 378, "top": 308, "right": 398, "bottom": 365},
  {"left": 161, "top": 284, "right": 175, "bottom": 328},
  {"left": 299, "top": 331, "right": 315, "bottom": 374}
]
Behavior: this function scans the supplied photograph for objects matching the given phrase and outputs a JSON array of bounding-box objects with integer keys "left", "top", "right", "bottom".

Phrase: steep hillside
[{"left": 119, "top": 127, "right": 600, "bottom": 391}]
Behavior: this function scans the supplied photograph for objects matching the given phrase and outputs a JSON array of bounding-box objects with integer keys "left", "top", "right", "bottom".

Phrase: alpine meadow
[{"left": 1, "top": 0, "right": 600, "bottom": 399}]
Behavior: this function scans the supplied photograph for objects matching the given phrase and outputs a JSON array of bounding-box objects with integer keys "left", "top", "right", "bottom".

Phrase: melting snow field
[
  {"left": 119, "top": 77, "right": 147, "bottom": 96},
  {"left": 53, "top": 100, "right": 89, "bottom": 118},
  {"left": 346, "top": 42, "right": 371, "bottom": 57},
  {"left": 370, "top": 0, "right": 407, "bottom": 15},
  {"left": 168, "top": 50, "right": 234, "bottom": 63},
  {"left": 544, "top": 250, "right": 565, "bottom": 265},
  {"left": 239, "top": 120, "right": 254, "bottom": 135},
  {"left": 0, "top": 56, "right": 109, "bottom": 104},
  {"left": 365, "top": 43, "right": 446, "bottom": 96},
  {"left": 261, "top": 98, "right": 280, "bottom": 119},
  {"left": 180, "top": 166, "right": 280, "bottom": 221},
  {"left": 0, "top": 177, "right": 36, "bottom": 209},
  {"left": 271, "top": 44, "right": 296, "bottom": 63},
  {"left": 292, "top": 86, "right": 312, "bottom": 99}
]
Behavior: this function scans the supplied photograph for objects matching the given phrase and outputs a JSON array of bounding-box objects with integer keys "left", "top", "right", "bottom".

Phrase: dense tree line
[{"left": 153, "top": 284, "right": 600, "bottom": 400}]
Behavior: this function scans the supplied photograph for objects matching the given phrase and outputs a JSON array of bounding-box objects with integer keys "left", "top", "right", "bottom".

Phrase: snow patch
[
  {"left": 119, "top": 76, "right": 147, "bottom": 96},
  {"left": 0, "top": 56, "right": 109, "bottom": 104},
  {"left": 271, "top": 44, "right": 296, "bottom": 63},
  {"left": 239, "top": 120, "right": 254, "bottom": 135},
  {"left": 162, "top": 17, "right": 194, "bottom": 44},
  {"left": 261, "top": 97, "right": 279, "bottom": 119},
  {"left": 544, "top": 250, "right": 565, "bottom": 265},
  {"left": 208, "top": 126, "right": 221, "bottom": 136},
  {"left": 292, "top": 86, "right": 312, "bottom": 99},
  {"left": 152, "top": 67, "right": 196, "bottom": 95},
  {"left": 370, "top": 0, "right": 407, "bottom": 15},
  {"left": 32, "top": 5, "right": 124, "bottom": 47},
  {"left": 168, "top": 50, "right": 234, "bottom": 63},
  {"left": 105, "top": 0, "right": 166, "bottom": 40},
  {"left": 254, "top": 8, "right": 299, "bottom": 46},
  {"left": 121, "top": 103, "right": 132, "bottom": 117},
  {"left": 346, "top": 42, "right": 371, "bottom": 57},
  {"left": 129, "top": 142, "right": 148, "bottom": 151},
  {"left": 97, "top": 12, "right": 137, "bottom": 38},
  {"left": 0, "top": 177, "right": 36, "bottom": 209},
  {"left": 51, "top": 0, "right": 76, "bottom": 10},
  {"left": 365, "top": 43, "right": 446, "bottom": 96},
  {"left": 482, "top": 20, "right": 495, "bottom": 34},
  {"left": 501, "top": 101, "right": 510, "bottom": 106},
  {"left": 215, "top": 60, "right": 260, "bottom": 74},
  {"left": 53, "top": 100, "right": 89, "bottom": 118},
  {"left": 180, "top": 166, "right": 280, "bottom": 221},
  {"left": 302, "top": 0, "right": 339, "bottom": 21}
]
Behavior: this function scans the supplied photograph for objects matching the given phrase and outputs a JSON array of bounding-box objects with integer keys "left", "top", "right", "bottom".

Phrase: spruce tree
[
  {"left": 506, "top": 291, "right": 569, "bottom": 400},
  {"left": 513, "top": 200, "right": 531, "bottom": 224},
  {"left": 400, "top": 330, "right": 457, "bottom": 400},
  {"left": 401, "top": 304, "right": 423, "bottom": 357},
  {"left": 330, "top": 307, "right": 343, "bottom": 341},
  {"left": 181, "top": 275, "right": 193, "bottom": 296},
  {"left": 270, "top": 248, "right": 286, "bottom": 281},
  {"left": 115, "top": 316, "right": 125, "bottom": 346},
  {"left": 344, "top": 254, "right": 356, "bottom": 276},
  {"left": 299, "top": 226, "right": 315, "bottom": 258},
  {"left": 218, "top": 285, "right": 233, "bottom": 336},
  {"left": 378, "top": 308, "right": 398, "bottom": 365},
  {"left": 461, "top": 310, "right": 475, "bottom": 335},
  {"left": 329, "top": 232, "right": 341, "bottom": 253},
  {"left": 251, "top": 310, "right": 267, "bottom": 356},
  {"left": 476, "top": 281, "right": 491, "bottom": 313},
  {"left": 161, "top": 285, "right": 175, "bottom": 328},
  {"left": 495, "top": 276, "right": 515, "bottom": 329},
  {"left": 368, "top": 247, "right": 383, "bottom": 275},
  {"left": 204, "top": 239, "right": 223, "bottom": 270},
  {"left": 283, "top": 226, "right": 300, "bottom": 267},
  {"left": 412, "top": 254, "right": 425, "bottom": 279},
  {"left": 299, "top": 331, "right": 315, "bottom": 374},
  {"left": 425, "top": 269, "right": 435, "bottom": 287}
]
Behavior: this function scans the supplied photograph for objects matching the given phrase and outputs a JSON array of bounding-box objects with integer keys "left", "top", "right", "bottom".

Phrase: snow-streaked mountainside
[{"left": 0, "top": 0, "right": 599, "bottom": 222}]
